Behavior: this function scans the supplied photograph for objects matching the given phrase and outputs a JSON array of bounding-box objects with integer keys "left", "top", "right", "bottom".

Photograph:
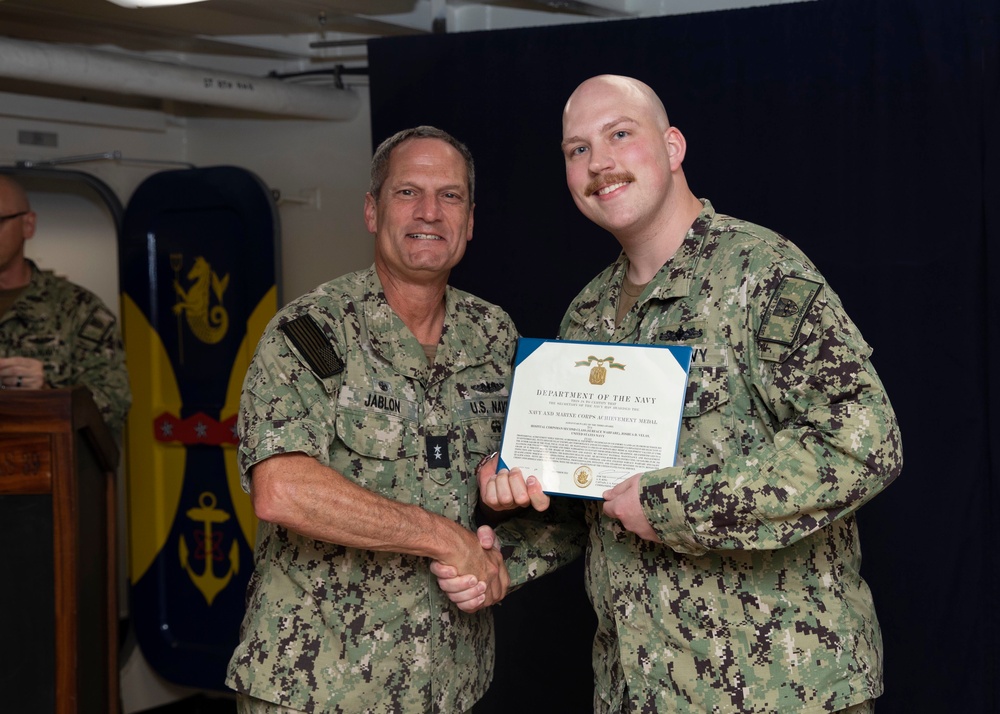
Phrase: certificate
[{"left": 497, "top": 338, "right": 692, "bottom": 499}]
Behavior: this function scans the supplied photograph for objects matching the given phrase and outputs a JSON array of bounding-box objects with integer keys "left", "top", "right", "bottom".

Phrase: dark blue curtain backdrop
[{"left": 369, "top": 0, "right": 998, "bottom": 711}]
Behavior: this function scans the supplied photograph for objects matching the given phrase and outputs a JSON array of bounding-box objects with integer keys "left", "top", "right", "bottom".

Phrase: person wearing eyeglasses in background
[{"left": 0, "top": 174, "right": 131, "bottom": 441}]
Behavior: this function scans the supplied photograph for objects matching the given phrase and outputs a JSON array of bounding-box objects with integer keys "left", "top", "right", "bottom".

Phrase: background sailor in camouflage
[
  {"left": 0, "top": 174, "right": 131, "bottom": 439},
  {"left": 450, "top": 75, "right": 903, "bottom": 713},
  {"left": 228, "top": 126, "right": 530, "bottom": 713}
]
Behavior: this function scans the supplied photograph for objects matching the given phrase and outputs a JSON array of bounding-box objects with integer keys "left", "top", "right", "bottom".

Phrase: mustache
[{"left": 585, "top": 172, "right": 636, "bottom": 196}]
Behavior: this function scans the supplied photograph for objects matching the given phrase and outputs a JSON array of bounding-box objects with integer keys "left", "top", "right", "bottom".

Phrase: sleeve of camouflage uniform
[
  {"left": 237, "top": 308, "right": 337, "bottom": 486},
  {"left": 639, "top": 259, "right": 903, "bottom": 556},
  {"left": 491, "top": 498, "right": 588, "bottom": 588},
  {"left": 69, "top": 296, "right": 131, "bottom": 439}
]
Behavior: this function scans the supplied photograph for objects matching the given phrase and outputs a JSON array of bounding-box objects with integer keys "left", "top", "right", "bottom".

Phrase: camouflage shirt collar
[
  {"left": 437, "top": 287, "right": 498, "bottom": 371},
  {"left": 362, "top": 267, "right": 423, "bottom": 379},
  {"left": 361, "top": 266, "right": 492, "bottom": 383},
  {"left": 637, "top": 198, "right": 714, "bottom": 302},
  {"left": 563, "top": 200, "right": 717, "bottom": 340}
]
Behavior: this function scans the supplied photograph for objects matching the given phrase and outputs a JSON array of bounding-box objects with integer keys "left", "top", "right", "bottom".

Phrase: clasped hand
[
  {"left": 0, "top": 356, "right": 46, "bottom": 390},
  {"left": 433, "top": 456, "right": 662, "bottom": 614},
  {"left": 431, "top": 525, "right": 508, "bottom": 613}
]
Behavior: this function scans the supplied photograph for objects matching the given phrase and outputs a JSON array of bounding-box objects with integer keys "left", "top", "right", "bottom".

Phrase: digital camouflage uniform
[
  {"left": 226, "top": 266, "right": 518, "bottom": 714},
  {"left": 0, "top": 259, "right": 131, "bottom": 437},
  {"left": 557, "top": 201, "right": 902, "bottom": 713}
]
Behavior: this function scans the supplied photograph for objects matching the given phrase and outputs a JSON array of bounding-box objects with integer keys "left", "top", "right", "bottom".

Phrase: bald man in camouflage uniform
[
  {"left": 462, "top": 76, "right": 903, "bottom": 713},
  {"left": 227, "top": 127, "right": 527, "bottom": 714},
  {"left": 0, "top": 175, "right": 130, "bottom": 439}
]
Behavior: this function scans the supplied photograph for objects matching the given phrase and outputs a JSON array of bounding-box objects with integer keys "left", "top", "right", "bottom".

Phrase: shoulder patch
[
  {"left": 756, "top": 276, "right": 823, "bottom": 345},
  {"left": 280, "top": 314, "right": 344, "bottom": 378},
  {"left": 77, "top": 306, "right": 116, "bottom": 345}
]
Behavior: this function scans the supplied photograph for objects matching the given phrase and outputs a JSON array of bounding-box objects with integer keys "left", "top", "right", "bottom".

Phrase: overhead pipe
[{"left": 0, "top": 36, "right": 360, "bottom": 121}]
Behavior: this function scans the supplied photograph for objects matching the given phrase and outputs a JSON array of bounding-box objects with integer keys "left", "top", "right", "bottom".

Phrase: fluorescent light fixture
[{"left": 105, "top": 0, "right": 209, "bottom": 8}]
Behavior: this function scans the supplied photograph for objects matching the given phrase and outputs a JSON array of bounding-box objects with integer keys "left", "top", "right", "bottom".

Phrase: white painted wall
[
  {"left": 184, "top": 85, "right": 375, "bottom": 304},
  {"left": 1, "top": 84, "right": 375, "bottom": 309},
  {"left": 0, "top": 91, "right": 192, "bottom": 311},
  {"left": 21, "top": 189, "right": 121, "bottom": 316}
]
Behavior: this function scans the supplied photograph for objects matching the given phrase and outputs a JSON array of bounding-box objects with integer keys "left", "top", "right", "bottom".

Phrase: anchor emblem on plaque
[
  {"left": 574, "top": 355, "right": 626, "bottom": 385},
  {"left": 179, "top": 491, "right": 240, "bottom": 606}
]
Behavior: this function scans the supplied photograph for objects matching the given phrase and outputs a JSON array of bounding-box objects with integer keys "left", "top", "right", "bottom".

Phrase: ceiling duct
[{"left": 0, "top": 36, "right": 360, "bottom": 121}]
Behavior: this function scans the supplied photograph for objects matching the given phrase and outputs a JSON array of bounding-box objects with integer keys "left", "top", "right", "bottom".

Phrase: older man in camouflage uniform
[
  {"left": 0, "top": 174, "right": 131, "bottom": 439},
  {"left": 226, "top": 126, "right": 527, "bottom": 714},
  {"left": 459, "top": 75, "right": 903, "bottom": 713}
]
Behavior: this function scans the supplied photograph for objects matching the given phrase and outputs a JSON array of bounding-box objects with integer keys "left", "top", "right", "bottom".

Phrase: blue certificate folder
[{"left": 497, "top": 338, "right": 692, "bottom": 499}]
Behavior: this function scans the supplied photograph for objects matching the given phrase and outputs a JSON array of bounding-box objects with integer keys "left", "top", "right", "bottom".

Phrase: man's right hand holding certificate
[
  {"left": 478, "top": 453, "right": 551, "bottom": 516},
  {"left": 478, "top": 452, "right": 657, "bottom": 541}
]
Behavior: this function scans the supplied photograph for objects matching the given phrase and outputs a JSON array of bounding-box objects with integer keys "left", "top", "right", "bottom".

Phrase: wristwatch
[{"left": 476, "top": 450, "right": 498, "bottom": 474}]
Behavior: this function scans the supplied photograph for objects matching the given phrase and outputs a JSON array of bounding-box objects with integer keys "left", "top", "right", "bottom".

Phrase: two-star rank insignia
[{"left": 425, "top": 435, "right": 450, "bottom": 469}]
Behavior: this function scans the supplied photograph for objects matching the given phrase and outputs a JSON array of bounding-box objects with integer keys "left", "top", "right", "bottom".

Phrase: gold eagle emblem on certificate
[
  {"left": 574, "top": 465, "right": 594, "bottom": 488},
  {"left": 574, "top": 355, "right": 626, "bottom": 385}
]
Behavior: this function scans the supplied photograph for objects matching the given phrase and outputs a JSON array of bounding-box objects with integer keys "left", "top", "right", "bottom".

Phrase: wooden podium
[{"left": 0, "top": 387, "right": 120, "bottom": 714}]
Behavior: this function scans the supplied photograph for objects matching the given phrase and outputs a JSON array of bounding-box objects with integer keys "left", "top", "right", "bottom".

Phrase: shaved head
[
  {"left": 559, "top": 74, "right": 702, "bottom": 264},
  {"left": 563, "top": 75, "right": 671, "bottom": 136}
]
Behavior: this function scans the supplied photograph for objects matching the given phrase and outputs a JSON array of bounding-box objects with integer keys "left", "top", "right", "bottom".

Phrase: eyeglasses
[{"left": 0, "top": 211, "right": 28, "bottom": 226}]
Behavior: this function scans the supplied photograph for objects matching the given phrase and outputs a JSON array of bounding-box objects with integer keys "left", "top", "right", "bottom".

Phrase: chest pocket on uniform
[
  {"left": 681, "top": 343, "right": 730, "bottom": 418},
  {"left": 332, "top": 376, "right": 419, "bottom": 499},
  {"left": 335, "top": 377, "right": 419, "bottom": 463},
  {"left": 336, "top": 408, "right": 418, "bottom": 461}
]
